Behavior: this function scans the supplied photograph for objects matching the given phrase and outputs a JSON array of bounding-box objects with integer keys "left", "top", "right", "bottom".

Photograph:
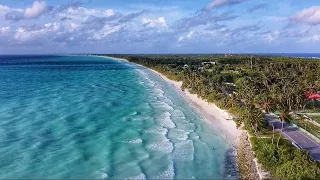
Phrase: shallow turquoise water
[{"left": 0, "top": 55, "right": 233, "bottom": 179}]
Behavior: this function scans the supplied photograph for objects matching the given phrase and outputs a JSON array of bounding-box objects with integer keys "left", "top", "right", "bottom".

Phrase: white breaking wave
[
  {"left": 101, "top": 173, "right": 108, "bottom": 179},
  {"left": 169, "top": 128, "right": 190, "bottom": 141},
  {"left": 147, "top": 138, "right": 174, "bottom": 153},
  {"left": 123, "top": 138, "right": 143, "bottom": 144},
  {"left": 126, "top": 173, "right": 147, "bottom": 180},
  {"left": 172, "top": 140, "right": 195, "bottom": 161},
  {"left": 156, "top": 161, "right": 175, "bottom": 179},
  {"left": 172, "top": 109, "right": 187, "bottom": 120},
  {"left": 156, "top": 112, "right": 176, "bottom": 129},
  {"left": 143, "top": 126, "right": 168, "bottom": 135},
  {"left": 153, "top": 101, "right": 174, "bottom": 111}
]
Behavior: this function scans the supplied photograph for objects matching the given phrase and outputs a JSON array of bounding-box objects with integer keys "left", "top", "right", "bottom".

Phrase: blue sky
[{"left": 0, "top": 0, "right": 320, "bottom": 54}]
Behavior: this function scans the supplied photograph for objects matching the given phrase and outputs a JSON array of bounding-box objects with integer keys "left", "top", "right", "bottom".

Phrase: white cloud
[
  {"left": 0, "top": 5, "right": 22, "bottom": 17},
  {"left": 312, "top": 35, "right": 320, "bottom": 41},
  {"left": 14, "top": 22, "right": 60, "bottom": 42},
  {"left": 262, "top": 30, "right": 280, "bottom": 42},
  {"left": 24, "top": 1, "right": 47, "bottom": 19},
  {"left": 3, "top": 1, "right": 47, "bottom": 21},
  {"left": 105, "top": 9, "right": 115, "bottom": 16},
  {"left": 205, "top": 0, "right": 250, "bottom": 10},
  {"left": 178, "top": 36, "right": 184, "bottom": 42},
  {"left": 206, "top": 0, "right": 228, "bottom": 10},
  {"left": 0, "top": 26, "right": 10, "bottom": 34},
  {"left": 178, "top": 30, "right": 195, "bottom": 42},
  {"left": 66, "top": 7, "right": 115, "bottom": 17},
  {"left": 142, "top": 17, "right": 167, "bottom": 28},
  {"left": 65, "top": 22, "right": 80, "bottom": 32},
  {"left": 90, "top": 25, "right": 122, "bottom": 40},
  {"left": 291, "top": 6, "right": 320, "bottom": 25},
  {"left": 0, "top": 5, "right": 9, "bottom": 12},
  {"left": 300, "top": 35, "right": 320, "bottom": 43},
  {"left": 59, "top": 7, "right": 118, "bottom": 22}
]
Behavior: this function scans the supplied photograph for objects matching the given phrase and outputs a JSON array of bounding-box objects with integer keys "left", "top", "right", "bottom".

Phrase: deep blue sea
[
  {"left": 256, "top": 53, "right": 320, "bottom": 59},
  {"left": 0, "top": 55, "right": 234, "bottom": 179}
]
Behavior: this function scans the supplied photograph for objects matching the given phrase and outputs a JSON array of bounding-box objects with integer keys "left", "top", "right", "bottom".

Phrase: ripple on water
[{"left": 0, "top": 57, "right": 230, "bottom": 179}]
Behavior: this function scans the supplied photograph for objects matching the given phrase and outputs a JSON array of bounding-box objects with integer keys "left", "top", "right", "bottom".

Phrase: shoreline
[
  {"left": 149, "top": 68, "right": 242, "bottom": 147},
  {"left": 101, "top": 55, "right": 264, "bottom": 179},
  {"left": 101, "top": 55, "right": 242, "bottom": 147}
]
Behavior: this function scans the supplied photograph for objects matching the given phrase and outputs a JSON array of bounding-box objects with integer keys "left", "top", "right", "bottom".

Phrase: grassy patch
[{"left": 311, "top": 116, "right": 320, "bottom": 124}]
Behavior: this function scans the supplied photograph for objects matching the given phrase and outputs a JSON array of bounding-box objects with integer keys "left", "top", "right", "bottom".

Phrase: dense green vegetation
[
  {"left": 107, "top": 54, "right": 320, "bottom": 179},
  {"left": 251, "top": 137, "right": 320, "bottom": 180}
]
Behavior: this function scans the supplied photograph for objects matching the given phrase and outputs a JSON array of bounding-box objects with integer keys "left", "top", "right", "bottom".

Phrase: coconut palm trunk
[
  {"left": 277, "top": 111, "right": 286, "bottom": 148},
  {"left": 272, "top": 123, "right": 275, "bottom": 144}
]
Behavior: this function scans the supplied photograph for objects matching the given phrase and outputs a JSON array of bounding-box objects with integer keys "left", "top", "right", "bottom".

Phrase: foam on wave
[
  {"left": 172, "top": 140, "right": 194, "bottom": 161},
  {"left": 157, "top": 112, "right": 176, "bottom": 129},
  {"left": 155, "top": 161, "right": 175, "bottom": 179}
]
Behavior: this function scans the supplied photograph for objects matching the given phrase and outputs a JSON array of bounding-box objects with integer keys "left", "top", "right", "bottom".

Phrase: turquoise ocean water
[{"left": 0, "top": 55, "right": 234, "bottom": 179}]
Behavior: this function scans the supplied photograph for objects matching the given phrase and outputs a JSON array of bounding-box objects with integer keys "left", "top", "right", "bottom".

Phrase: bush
[{"left": 251, "top": 137, "right": 320, "bottom": 180}]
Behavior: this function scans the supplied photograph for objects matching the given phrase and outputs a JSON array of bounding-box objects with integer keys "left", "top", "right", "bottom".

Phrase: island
[{"left": 103, "top": 54, "right": 320, "bottom": 180}]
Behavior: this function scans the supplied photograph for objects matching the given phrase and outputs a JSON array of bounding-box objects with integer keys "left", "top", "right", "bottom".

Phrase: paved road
[{"left": 265, "top": 114, "right": 320, "bottom": 161}]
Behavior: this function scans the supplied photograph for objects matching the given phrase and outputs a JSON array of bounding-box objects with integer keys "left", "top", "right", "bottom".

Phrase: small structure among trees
[{"left": 306, "top": 89, "right": 320, "bottom": 100}]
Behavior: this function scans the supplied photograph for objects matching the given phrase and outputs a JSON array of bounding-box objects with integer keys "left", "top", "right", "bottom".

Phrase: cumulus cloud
[
  {"left": 261, "top": 28, "right": 311, "bottom": 42},
  {"left": 205, "top": 0, "right": 251, "bottom": 10},
  {"left": 13, "top": 22, "right": 60, "bottom": 42},
  {"left": 58, "top": 7, "right": 120, "bottom": 23},
  {"left": 24, "top": 1, "right": 47, "bottom": 19},
  {"left": 0, "top": 5, "right": 10, "bottom": 15},
  {"left": 5, "top": 1, "right": 47, "bottom": 21},
  {"left": 50, "top": 1, "right": 83, "bottom": 15},
  {"left": 142, "top": 17, "right": 167, "bottom": 28},
  {"left": 290, "top": 6, "right": 320, "bottom": 25},
  {"left": 178, "top": 31, "right": 196, "bottom": 42},
  {"left": 0, "top": 26, "right": 12, "bottom": 45},
  {"left": 0, "top": 26, "right": 10, "bottom": 34},
  {"left": 1, "top": 0, "right": 319, "bottom": 53}
]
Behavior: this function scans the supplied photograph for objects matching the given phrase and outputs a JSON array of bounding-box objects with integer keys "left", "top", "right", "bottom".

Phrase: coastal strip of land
[
  {"left": 106, "top": 56, "right": 241, "bottom": 146},
  {"left": 105, "top": 55, "right": 264, "bottom": 179},
  {"left": 149, "top": 68, "right": 242, "bottom": 146},
  {"left": 101, "top": 54, "right": 320, "bottom": 180}
]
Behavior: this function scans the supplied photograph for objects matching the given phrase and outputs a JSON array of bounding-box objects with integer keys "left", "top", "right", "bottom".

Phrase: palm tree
[{"left": 240, "top": 104, "right": 266, "bottom": 135}]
